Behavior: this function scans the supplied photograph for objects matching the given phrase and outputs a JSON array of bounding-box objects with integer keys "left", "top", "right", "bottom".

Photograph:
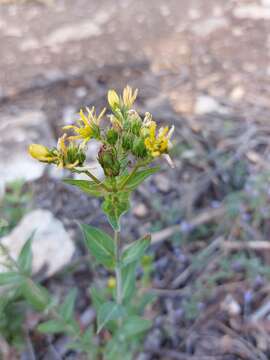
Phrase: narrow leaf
[
  {"left": 121, "top": 262, "right": 137, "bottom": 303},
  {"left": 18, "top": 235, "right": 34, "bottom": 275},
  {"left": 38, "top": 320, "right": 66, "bottom": 334},
  {"left": 90, "top": 287, "right": 105, "bottom": 311},
  {"left": 97, "top": 301, "right": 125, "bottom": 334},
  {"left": 81, "top": 224, "right": 115, "bottom": 268},
  {"left": 21, "top": 279, "right": 50, "bottom": 311},
  {"left": 64, "top": 179, "right": 105, "bottom": 197},
  {"left": 122, "top": 235, "right": 151, "bottom": 267},
  {"left": 0, "top": 272, "right": 22, "bottom": 286},
  {"left": 117, "top": 316, "right": 152, "bottom": 339},
  {"left": 59, "top": 289, "right": 77, "bottom": 322},
  {"left": 122, "top": 167, "right": 160, "bottom": 191}
]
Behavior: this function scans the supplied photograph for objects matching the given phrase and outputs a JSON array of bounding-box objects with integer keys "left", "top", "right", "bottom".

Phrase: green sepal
[{"left": 81, "top": 224, "right": 115, "bottom": 268}]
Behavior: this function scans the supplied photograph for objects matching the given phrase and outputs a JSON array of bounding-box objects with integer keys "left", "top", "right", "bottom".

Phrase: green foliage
[
  {"left": 63, "top": 179, "right": 106, "bottom": 197},
  {"left": 122, "top": 235, "right": 151, "bottom": 267},
  {"left": 0, "top": 180, "right": 31, "bottom": 237},
  {"left": 102, "top": 192, "right": 130, "bottom": 231},
  {"left": 82, "top": 224, "right": 115, "bottom": 268}
]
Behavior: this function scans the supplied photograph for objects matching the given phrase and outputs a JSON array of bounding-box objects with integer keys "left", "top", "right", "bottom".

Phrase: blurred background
[{"left": 2, "top": 0, "right": 270, "bottom": 359}]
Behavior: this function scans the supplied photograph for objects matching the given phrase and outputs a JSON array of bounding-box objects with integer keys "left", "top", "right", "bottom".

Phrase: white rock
[
  {"left": 44, "top": 10, "right": 113, "bottom": 47},
  {"left": 261, "top": 0, "right": 270, "bottom": 7},
  {"left": 0, "top": 210, "right": 75, "bottom": 277},
  {"left": 0, "top": 110, "right": 53, "bottom": 184},
  {"left": 154, "top": 173, "right": 171, "bottom": 193},
  {"left": 230, "top": 86, "right": 245, "bottom": 101},
  {"left": 133, "top": 203, "right": 148, "bottom": 218},
  {"left": 195, "top": 95, "right": 228, "bottom": 115},
  {"left": 221, "top": 294, "right": 241, "bottom": 316},
  {"left": 191, "top": 17, "right": 228, "bottom": 37},
  {"left": 233, "top": 5, "right": 270, "bottom": 19}
]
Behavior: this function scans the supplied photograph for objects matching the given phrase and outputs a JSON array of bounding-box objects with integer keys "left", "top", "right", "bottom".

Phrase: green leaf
[
  {"left": 117, "top": 316, "right": 152, "bottom": 339},
  {"left": 18, "top": 235, "right": 34, "bottom": 275},
  {"left": 97, "top": 301, "right": 125, "bottom": 334},
  {"left": 121, "top": 262, "right": 137, "bottom": 303},
  {"left": 81, "top": 224, "right": 115, "bottom": 268},
  {"left": 102, "top": 192, "right": 130, "bottom": 231},
  {"left": 0, "top": 272, "right": 23, "bottom": 286},
  {"left": 59, "top": 289, "right": 77, "bottom": 322},
  {"left": 121, "top": 167, "right": 160, "bottom": 191},
  {"left": 64, "top": 179, "right": 105, "bottom": 197},
  {"left": 21, "top": 279, "right": 50, "bottom": 311},
  {"left": 90, "top": 287, "right": 105, "bottom": 311},
  {"left": 37, "top": 320, "right": 66, "bottom": 334},
  {"left": 121, "top": 235, "right": 151, "bottom": 267}
]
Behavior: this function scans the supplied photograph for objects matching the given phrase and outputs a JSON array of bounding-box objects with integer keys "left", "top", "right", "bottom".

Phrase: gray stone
[
  {"left": 191, "top": 17, "right": 228, "bottom": 37},
  {"left": 233, "top": 5, "right": 270, "bottom": 19},
  {"left": 154, "top": 173, "right": 171, "bottom": 193},
  {"left": 194, "top": 95, "right": 228, "bottom": 115},
  {"left": 0, "top": 209, "right": 75, "bottom": 277},
  {"left": 0, "top": 110, "right": 53, "bottom": 184}
]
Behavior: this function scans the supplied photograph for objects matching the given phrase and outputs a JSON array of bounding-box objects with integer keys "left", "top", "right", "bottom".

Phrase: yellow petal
[
  {"left": 28, "top": 144, "right": 51, "bottom": 161},
  {"left": 108, "top": 89, "right": 120, "bottom": 109}
]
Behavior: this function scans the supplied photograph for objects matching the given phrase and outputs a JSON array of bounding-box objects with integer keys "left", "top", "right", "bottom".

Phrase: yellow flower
[
  {"left": 28, "top": 144, "right": 56, "bottom": 163},
  {"left": 108, "top": 90, "right": 120, "bottom": 110},
  {"left": 122, "top": 85, "right": 138, "bottom": 109},
  {"left": 144, "top": 122, "right": 174, "bottom": 157},
  {"left": 107, "top": 85, "right": 138, "bottom": 111},
  {"left": 56, "top": 134, "right": 85, "bottom": 169},
  {"left": 107, "top": 276, "right": 116, "bottom": 289},
  {"left": 63, "top": 106, "right": 105, "bottom": 144}
]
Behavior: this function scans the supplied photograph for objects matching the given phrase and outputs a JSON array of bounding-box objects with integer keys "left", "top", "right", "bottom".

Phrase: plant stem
[
  {"left": 119, "top": 163, "right": 140, "bottom": 191},
  {"left": 114, "top": 230, "right": 122, "bottom": 305}
]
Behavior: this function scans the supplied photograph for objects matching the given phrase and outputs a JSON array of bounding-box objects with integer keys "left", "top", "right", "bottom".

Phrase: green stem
[
  {"left": 74, "top": 169, "right": 111, "bottom": 192},
  {"left": 119, "top": 163, "right": 140, "bottom": 191},
  {"left": 114, "top": 230, "right": 122, "bottom": 305}
]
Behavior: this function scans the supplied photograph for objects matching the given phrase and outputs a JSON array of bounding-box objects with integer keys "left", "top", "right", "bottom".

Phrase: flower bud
[
  {"left": 132, "top": 137, "right": 147, "bottom": 158},
  {"left": 107, "top": 276, "right": 116, "bottom": 289},
  {"left": 28, "top": 144, "right": 54, "bottom": 163},
  {"left": 122, "top": 133, "right": 134, "bottom": 151},
  {"left": 106, "top": 128, "right": 119, "bottom": 146},
  {"left": 98, "top": 145, "right": 120, "bottom": 177},
  {"left": 108, "top": 89, "right": 120, "bottom": 110}
]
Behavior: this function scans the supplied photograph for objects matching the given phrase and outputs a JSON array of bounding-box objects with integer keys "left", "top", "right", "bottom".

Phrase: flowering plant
[{"left": 24, "top": 86, "right": 174, "bottom": 358}]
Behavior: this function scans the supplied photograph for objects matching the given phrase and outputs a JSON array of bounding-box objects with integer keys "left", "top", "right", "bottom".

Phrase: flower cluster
[{"left": 29, "top": 86, "right": 174, "bottom": 175}]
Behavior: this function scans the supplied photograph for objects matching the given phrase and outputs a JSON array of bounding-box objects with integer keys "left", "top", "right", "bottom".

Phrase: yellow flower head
[
  {"left": 63, "top": 106, "right": 106, "bottom": 144},
  {"left": 144, "top": 122, "right": 174, "bottom": 157},
  {"left": 122, "top": 85, "right": 138, "bottom": 109},
  {"left": 108, "top": 90, "right": 120, "bottom": 110},
  {"left": 28, "top": 144, "right": 56, "bottom": 163},
  {"left": 56, "top": 134, "right": 86, "bottom": 169},
  {"left": 107, "top": 85, "right": 138, "bottom": 111}
]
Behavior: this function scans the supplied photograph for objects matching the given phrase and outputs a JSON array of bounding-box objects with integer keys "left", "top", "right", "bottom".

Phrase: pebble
[
  {"left": 133, "top": 203, "right": 149, "bottom": 218},
  {"left": 0, "top": 210, "right": 75, "bottom": 278},
  {"left": 154, "top": 173, "right": 171, "bottom": 193},
  {"left": 195, "top": 95, "right": 228, "bottom": 115}
]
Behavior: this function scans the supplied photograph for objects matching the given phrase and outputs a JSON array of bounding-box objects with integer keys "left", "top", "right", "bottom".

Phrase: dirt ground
[{"left": 2, "top": 0, "right": 270, "bottom": 359}]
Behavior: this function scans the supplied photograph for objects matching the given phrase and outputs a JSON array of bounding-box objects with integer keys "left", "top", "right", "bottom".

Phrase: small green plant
[{"left": 0, "top": 86, "right": 174, "bottom": 358}]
